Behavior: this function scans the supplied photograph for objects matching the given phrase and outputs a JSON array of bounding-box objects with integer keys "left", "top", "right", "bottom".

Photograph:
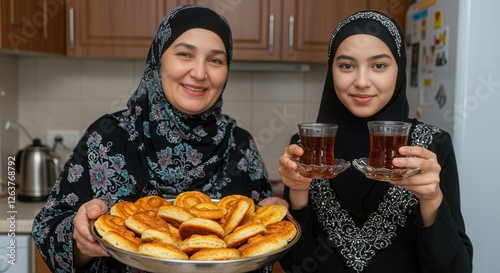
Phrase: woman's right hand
[
  {"left": 278, "top": 144, "right": 313, "bottom": 209},
  {"left": 73, "top": 199, "right": 110, "bottom": 267}
]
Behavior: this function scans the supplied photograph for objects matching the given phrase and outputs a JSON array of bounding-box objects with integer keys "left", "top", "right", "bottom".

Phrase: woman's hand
[
  {"left": 73, "top": 199, "right": 110, "bottom": 267},
  {"left": 278, "top": 144, "right": 313, "bottom": 210},
  {"left": 392, "top": 146, "right": 443, "bottom": 226},
  {"left": 258, "top": 197, "right": 289, "bottom": 208}
]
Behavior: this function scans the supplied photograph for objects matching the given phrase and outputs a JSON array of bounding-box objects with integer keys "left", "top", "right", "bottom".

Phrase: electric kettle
[{"left": 15, "top": 138, "right": 60, "bottom": 202}]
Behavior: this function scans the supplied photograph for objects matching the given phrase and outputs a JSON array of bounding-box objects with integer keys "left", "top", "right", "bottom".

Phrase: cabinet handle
[
  {"left": 268, "top": 14, "right": 274, "bottom": 56},
  {"left": 69, "top": 7, "right": 75, "bottom": 50},
  {"left": 288, "top": 15, "right": 294, "bottom": 56}
]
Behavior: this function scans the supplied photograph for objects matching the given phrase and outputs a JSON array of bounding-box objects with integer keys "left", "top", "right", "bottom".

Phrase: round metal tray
[{"left": 90, "top": 199, "right": 301, "bottom": 273}]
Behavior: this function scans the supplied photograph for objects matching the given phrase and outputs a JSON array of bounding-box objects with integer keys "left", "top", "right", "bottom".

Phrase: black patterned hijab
[
  {"left": 112, "top": 5, "right": 239, "bottom": 196},
  {"left": 316, "top": 11, "right": 409, "bottom": 221}
]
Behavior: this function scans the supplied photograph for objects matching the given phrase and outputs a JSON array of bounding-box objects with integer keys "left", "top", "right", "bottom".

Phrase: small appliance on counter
[{"left": 15, "top": 138, "right": 60, "bottom": 202}]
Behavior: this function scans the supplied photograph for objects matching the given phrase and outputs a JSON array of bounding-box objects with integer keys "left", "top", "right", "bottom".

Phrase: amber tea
[
  {"left": 367, "top": 121, "right": 412, "bottom": 169},
  {"left": 299, "top": 134, "right": 336, "bottom": 166},
  {"left": 297, "top": 123, "right": 339, "bottom": 179},
  {"left": 368, "top": 133, "right": 408, "bottom": 169}
]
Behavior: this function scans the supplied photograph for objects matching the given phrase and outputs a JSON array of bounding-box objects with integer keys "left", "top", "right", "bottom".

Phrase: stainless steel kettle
[{"left": 15, "top": 138, "right": 60, "bottom": 202}]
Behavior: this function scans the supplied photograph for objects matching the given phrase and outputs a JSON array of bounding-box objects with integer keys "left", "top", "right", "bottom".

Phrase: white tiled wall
[{"left": 15, "top": 57, "right": 327, "bottom": 181}]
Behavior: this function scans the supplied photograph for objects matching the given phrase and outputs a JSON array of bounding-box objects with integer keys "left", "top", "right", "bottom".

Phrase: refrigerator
[{"left": 405, "top": 0, "right": 500, "bottom": 272}]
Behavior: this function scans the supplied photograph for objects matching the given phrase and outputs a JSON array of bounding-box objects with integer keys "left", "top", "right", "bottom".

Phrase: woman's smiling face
[
  {"left": 332, "top": 34, "right": 398, "bottom": 118},
  {"left": 161, "top": 28, "right": 228, "bottom": 115}
]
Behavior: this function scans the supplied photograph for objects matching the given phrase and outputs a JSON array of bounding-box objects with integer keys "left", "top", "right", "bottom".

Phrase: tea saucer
[
  {"left": 352, "top": 157, "right": 420, "bottom": 182},
  {"left": 293, "top": 158, "right": 351, "bottom": 179}
]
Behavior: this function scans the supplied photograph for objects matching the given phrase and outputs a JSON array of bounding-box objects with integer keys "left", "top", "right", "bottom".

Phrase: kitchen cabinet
[
  {"left": 0, "top": 0, "right": 65, "bottom": 55},
  {"left": 65, "top": 0, "right": 171, "bottom": 59},
  {"left": 61, "top": 0, "right": 408, "bottom": 61},
  {"left": 180, "top": 0, "right": 407, "bottom": 63}
]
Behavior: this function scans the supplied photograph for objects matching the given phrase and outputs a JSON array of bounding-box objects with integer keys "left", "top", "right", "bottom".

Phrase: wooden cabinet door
[
  {"left": 282, "top": 0, "right": 375, "bottom": 62},
  {"left": 0, "top": 0, "right": 65, "bottom": 54},
  {"left": 183, "top": 0, "right": 282, "bottom": 61},
  {"left": 66, "top": 0, "right": 170, "bottom": 59}
]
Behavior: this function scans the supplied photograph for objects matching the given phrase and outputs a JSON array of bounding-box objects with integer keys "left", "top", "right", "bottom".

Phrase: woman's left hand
[{"left": 392, "top": 146, "right": 443, "bottom": 226}]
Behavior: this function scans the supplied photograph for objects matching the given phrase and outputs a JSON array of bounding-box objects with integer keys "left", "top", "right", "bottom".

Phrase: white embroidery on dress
[{"left": 310, "top": 122, "right": 440, "bottom": 272}]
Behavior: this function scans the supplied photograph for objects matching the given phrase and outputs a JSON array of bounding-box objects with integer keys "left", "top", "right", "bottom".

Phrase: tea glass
[
  {"left": 295, "top": 123, "right": 350, "bottom": 179},
  {"left": 353, "top": 120, "right": 419, "bottom": 181}
]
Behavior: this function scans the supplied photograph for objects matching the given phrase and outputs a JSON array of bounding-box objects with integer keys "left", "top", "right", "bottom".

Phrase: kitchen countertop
[{"left": 0, "top": 195, "right": 46, "bottom": 233}]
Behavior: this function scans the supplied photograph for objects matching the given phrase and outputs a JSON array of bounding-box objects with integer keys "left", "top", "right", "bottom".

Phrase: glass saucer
[
  {"left": 293, "top": 158, "right": 351, "bottom": 179},
  {"left": 352, "top": 157, "right": 420, "bottom": 182}
]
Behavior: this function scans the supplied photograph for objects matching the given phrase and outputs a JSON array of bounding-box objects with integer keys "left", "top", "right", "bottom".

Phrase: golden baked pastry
[
  {"left": 180, "top": 234, "right": 227, "bottom": 255},
  {"left": 189, "top": 248, "right": 240, "bottom": 261},
  {"left": 238, "top": 234, "right": 288, "bottom": 258},
  {"left": 224, "top": 220, "right": 266, "bottom": 248},
  {"left": 174, "top": 191, "right": 212, "bottom": 208},
  {"left": 264, "top": 220, "right": 297, "bottom": 242},
  {"left": 109, "top": 201, "right": 141, "bottom": 219},
  {"left": 157, "top": 205, "right": 196, "bottom": 228},
  {"left": 253, "top": 205, "right": 288, "bottom": 226},
  {"left": 179, "top": 217, "right": 225, "bottom": 240},
  {"left": 135, "top": 195, "right": 170, "bottom": 212},
  {"left": 220, "top": 199, "right": 250, "bottom": 235},
  {"left": 102, "top": 230, "right": 141, "bottom": 253},
  {"left": 125, "top": 210, "right": 169, "bottom": 235},
  {"left": 188, "top": 202, "right": 226, "bottom": 220},
  {"left": 218, "top": 194, "right": 255, "bottom": 215},
  {"left": 138, "top": 241, "right": 189, "bottom": 260},
  {"left": 94, "top": 214, "right": 135, "bottom": 238},
  {"left": 141, "top": 226, "right": 178, "bottom": 248}
]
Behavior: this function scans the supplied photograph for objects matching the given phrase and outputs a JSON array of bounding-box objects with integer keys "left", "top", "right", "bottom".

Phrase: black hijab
[
  {"left": 111, "top": 5, "right": 256, "bottom": 197},
  {"left": 316, "top": 11, "right": 409, "bottom": 221}
]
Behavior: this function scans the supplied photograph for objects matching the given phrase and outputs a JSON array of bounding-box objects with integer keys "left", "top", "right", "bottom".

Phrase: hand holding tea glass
[
  {"left": 292, "top": 123, "right": 350, "bottom": 179},
  {"left": 353, "top": 121, "right": 420, "bottom": 182}
]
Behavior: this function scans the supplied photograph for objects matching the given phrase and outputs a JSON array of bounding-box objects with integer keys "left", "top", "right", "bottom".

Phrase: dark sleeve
[
  {"left": 31, "top": 116, "right": 137, "bottom": 272},
  {"left": 31, "top": 127, "right": 95, "bottom": 272},
  {"left": 416, "top": 132, "right": 473, "bottom": 273},
  {"left": 224, "top": 127, "right": 272, "bottom": 202}
]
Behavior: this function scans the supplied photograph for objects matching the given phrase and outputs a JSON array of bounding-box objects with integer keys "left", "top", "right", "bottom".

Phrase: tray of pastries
[{"left": 90, "top": 191, "right": 301, "bottom": 273}]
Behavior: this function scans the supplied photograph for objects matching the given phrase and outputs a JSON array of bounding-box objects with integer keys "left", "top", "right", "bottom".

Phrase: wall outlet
[{"left": 47, "top": 129, "right": 81, "bottom": 149}]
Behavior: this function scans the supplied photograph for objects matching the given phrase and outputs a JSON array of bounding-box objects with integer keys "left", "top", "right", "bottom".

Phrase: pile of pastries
[{"left": 94, "top": 191, "right": 297, "bottom": 261}]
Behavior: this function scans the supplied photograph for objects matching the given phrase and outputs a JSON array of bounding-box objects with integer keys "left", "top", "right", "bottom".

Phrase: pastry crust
[
  {"left": 179, "top": 217, "right": 225, "bottom": 240},
  {"left": 174, "top": 191, "right": 212, "bottom": 209},
  {"left": 253, "top": 205, "right": 288, "bottom": 226},
  {"left": 224, "top": 221, "right": 266, "bottom": 248},
  {"left": 238, "top": 234, "right": 288, "bottom": 258},
  {"left": 109, "top": 201, "right": 141, "bottom": 219},
  {"left": 135, "top": 196, "right": 170, "bottom": 212},
  {"left": 189, "top": 248, "right": 240, "bottom": 261},
  {"left": 138, "top": 241, "right": 189, "bottom": 260},
  {"left": 94, "top": 214, "right": 135, "bottom": 238},
  {"left": 125, "top": 210, "right": 169, "bottom": 235},
  {"left": 158, "top": 205, "right": 196, "bottom": 228},
  {"left": 264, "top": 220, "right": 297, "bottom": 242},
  {"left": 141, "top": 226, "right": 178, "bottom": 248},
  {"left": 218, "top": 194, "right": 255, "bottom": 215},
  {"left": 102, "top": 230, "right": 141, "bottom": 253},
  {"left": 180, "top": 234, "right": 227, "bottom": 255},
  {"left": 189, "top": 202, "right": 226, "bottom": 220},
  {"left": 220, "top": 199, "right": 250, "bottom": 235}
]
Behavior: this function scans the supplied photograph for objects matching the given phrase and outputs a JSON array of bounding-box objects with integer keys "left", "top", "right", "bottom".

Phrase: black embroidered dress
[
  {"left": 32, "top": 6, "right": 271, "bottom": 273},
  {"left": 279, "top": 11, "right": 473, "bottom": 273}
]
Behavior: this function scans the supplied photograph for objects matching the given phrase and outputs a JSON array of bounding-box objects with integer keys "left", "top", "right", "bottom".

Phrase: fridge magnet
[
  {"left": 411, "top": 9, "right": 427, "bottom": 42},
  {"left": 410, "top": 43, "right": 420, "bottom": 87},
  {"left": 433, "top": 10, "right": 443, "bottom": 28},
  {"left": 434, "top": 26, "right": 449, "bottom": 67},
  {"left": 418, "top": 0, "right": 437, "bottom": 10},
  {"left": 420, "top": 77, "right": 434, "bottom": 106},
  {"left": 435, "top": 83, "right": 447, "bottom": 109},
  {"left": 421, "top": 45, "right": 435, "bottom": 74}
]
